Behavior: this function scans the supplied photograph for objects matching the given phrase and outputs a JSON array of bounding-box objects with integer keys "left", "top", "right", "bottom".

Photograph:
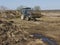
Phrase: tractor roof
[{"left": 22, "top": 7, "right": 31, "bottom": 9}]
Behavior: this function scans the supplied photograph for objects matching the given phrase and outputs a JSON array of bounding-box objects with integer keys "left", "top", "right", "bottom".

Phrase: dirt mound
[
  {"left": 0, "top": 10, "right": 21, "bottom": 19},
  {"left": 0, "top": 20, "right": 30, "bottom": 45}
]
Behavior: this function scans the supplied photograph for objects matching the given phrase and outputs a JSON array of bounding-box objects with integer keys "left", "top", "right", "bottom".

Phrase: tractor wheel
[
  {"left": 21, "top": 15, "right": 25, "bottom": 20},
  {"left": 25, "top": 17, "right": 30, "bottom": 21},
  {"left": 33, "top": 18, "right": 37, "bottom": 21}
]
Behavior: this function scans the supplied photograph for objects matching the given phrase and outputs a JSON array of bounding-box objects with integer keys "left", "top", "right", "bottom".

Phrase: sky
[{"left": 0, "top": 0, "right": 60, "bottom": 10}]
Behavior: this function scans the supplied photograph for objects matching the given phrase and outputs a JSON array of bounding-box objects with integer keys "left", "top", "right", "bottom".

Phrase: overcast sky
[{"left": 0, "top": 0, "right": 60, "bottom": 10}]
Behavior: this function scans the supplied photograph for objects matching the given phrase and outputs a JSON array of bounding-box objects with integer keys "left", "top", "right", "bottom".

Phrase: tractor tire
[
  {"left": 25, "top": 17, "right": 30, "bottom": 21},
  {"left": 21, "top": 15, "right": 25, "bottom": 20},
  {"left": 33, "top": 18, "right": 37, "bottom": 21}
]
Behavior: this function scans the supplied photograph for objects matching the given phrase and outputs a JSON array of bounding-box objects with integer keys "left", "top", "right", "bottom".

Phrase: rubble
[
  {"left": 0, "top": 20, "right": 30, "bottom": 45},
  {"left": 0, "top": 10, "right": 21, "bottom": 19}
]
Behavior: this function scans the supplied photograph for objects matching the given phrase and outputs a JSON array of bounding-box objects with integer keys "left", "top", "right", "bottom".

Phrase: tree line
[
  {"left": 0, "top": 5, "right": 41, "bottom": 11},
  {"left": 16, "top": 5, "right": 41, "bottom": 11}
]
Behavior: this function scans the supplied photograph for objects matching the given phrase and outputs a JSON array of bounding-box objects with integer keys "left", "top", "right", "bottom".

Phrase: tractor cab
[
  {"left": 21, "top": 7, "right": 32, "bottom": 20},
  {"left": 21, "top": 7, "right": 31, "bottom": 16}
]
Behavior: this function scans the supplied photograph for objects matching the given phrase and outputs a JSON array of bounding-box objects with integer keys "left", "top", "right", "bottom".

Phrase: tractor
[{"left": 20, "top": 7, "right": 41, "bottom": 21}]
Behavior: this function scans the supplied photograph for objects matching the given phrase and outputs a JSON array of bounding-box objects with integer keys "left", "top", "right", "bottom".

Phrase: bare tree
[
  {"left": 16, "top": 5, "right": 26, "bottom": 11},
  {"left": 33, "top": 6, "right": 41, "bottom": 11},
  {"left": 0, "top": 6, "right": 9, "bottom": 10}
]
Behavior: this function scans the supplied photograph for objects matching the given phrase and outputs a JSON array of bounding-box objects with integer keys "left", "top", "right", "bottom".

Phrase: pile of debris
[
  {"left": 0, "top": 10, "right": 21, "bottom": 19},
  {"left": 0, "top": 20, "right": 30, "bottom": 45}
]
